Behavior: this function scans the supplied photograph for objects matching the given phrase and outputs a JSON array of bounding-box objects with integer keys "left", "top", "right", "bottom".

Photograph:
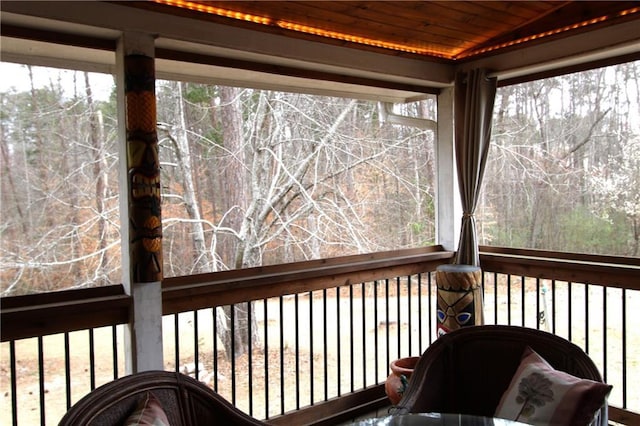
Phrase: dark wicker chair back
[
  {"left": 58, "top": 370, "right": 268, "bottom": 426},
  {"left": 392, "top": 325, "right": 608, "bottom": 425}
]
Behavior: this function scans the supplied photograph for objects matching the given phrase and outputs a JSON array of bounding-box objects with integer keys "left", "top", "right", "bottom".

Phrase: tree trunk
[
  {"left": 85, "top": 72, "right": 109, "bottom": 281},
  {"left": 172, "top": 82, "right": 210, "bottom": 272},
  {"left": 218, "top": 86, "right": 259, "bottom": 359}
]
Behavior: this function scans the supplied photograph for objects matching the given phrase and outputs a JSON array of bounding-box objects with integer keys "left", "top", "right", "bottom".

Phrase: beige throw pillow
[
  {"left": 495, "top": 347, "right": 611, "bottom": 426},
  {"left": 123, "top": 392, "right": 171, "bottom": 426}
]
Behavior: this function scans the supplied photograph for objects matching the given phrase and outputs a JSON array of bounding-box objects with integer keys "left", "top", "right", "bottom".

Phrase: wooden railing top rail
[
  {"left": 609, "top": 406, "right": 640, "bottom": 426},
  {"left": 1, "top": 291, "right": 131, "bottom": 342},
  {"left": 480, "top": 246, "right": 640, "bottom": 266},
  {"left": 479, "top": 246, "right": 640, "bottom": 291},
  {"left": 163, "top": 246, "right": 449, "bottom": 288},
  {"left": 162, "top": 246, "right": 454, "bottom": 313}
]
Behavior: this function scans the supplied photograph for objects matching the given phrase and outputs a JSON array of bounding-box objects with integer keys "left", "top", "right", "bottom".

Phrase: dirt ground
[{"left": 2, "top": 285, "right": 639, "bottom": 425}]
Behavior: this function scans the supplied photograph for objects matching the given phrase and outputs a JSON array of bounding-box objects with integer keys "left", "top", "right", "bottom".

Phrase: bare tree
[
  {"left": 159, "top": 82, "right": 211, "bottom": 273},
  {"left": 479, "top": 61, "right": 639, "bottom": 255},
  {"left": 1, "top": 66, "right": 121, "bottom": 295},
  {"left": 154, "top": 84, "right": 437, "bottom": 357}
]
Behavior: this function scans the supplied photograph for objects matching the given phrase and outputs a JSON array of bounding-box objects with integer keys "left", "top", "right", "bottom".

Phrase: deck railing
[
  {"left": 161, "top": 246, "right": 451, "bottom": 424},
  {"left": 479, "top": 246, "right": 640, "bottom": 425},
  {"left": 1, "top": 245, "right": 639, "bottom": 425}
]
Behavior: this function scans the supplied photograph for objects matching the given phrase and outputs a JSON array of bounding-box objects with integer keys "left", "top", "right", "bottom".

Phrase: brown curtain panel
[{"left": 454, "top": 69, "right": 497, "bottom": 266}]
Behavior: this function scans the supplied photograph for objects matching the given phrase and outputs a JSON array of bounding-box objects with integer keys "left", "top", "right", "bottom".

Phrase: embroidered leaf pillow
[{"left": 495, "top": 346, "right": 611, "bottom": 426}]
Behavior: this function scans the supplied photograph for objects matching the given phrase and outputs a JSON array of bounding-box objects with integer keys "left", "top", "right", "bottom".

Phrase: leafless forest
[{"left": 1, "top": 61, "right": 638, "bottom": 297}]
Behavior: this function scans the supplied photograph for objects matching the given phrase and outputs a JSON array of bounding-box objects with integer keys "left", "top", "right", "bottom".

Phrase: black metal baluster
[
  {"left": 10, "top": 340, "right": 17, "bottom": 426},
  {"left": 337, "top": 287, "right": 342, "bottom": 396},
  {"left": 622, "top": 288, "right": 627, "bottom": 408},
  {"left": 602, "top": 286, "right": 607, "bottom": 384},
  {"left": 349, "top": 284, "right": 354, "bottom": 393},
  {"left": 279, "top": 297, "right": 284, "bottom": 414},
  {"left": 230, "top": 305, "right": 237, "bottom": 405},
  {"left": 520, "top": 276, "right": 525, "bottom": 326},
  {"left": 264, "top": 299, "right": 269, "bottom": 418},
  {"left": 396, "top": 277, "right": 401, "bottom": 358},
  {"left": 213, "top": 308, "right": 218, "bottom": 392},
  {"left": 385, "top": 279, "right": 390, "bottom": 375},
  {"left": 507, "top": 275, "right": 512, "bottom": 325},
  {"left": 536, "top": 278, "right": 541, "bottom": 330},
  {"left": 295, "top": 293, "right": 300, "bottom": 410},
  {"left": 417, "top": 274, "right": 423, "bottom": 352},
  {"left": 407, "top": 275, "right": 412, "bottom": 355},
  {"left": 362, "top": 282, "right": 367, "bottom": 388},
  {"left": 584, "top": 285, "right": 589, "bottom": 353},
  {"left": 89, "top": 329, "right": 96, "bottom": 390},
  {"left": 248, "top": 302, "right": 254, "bottom": 416},
  {"left": 551, "top": 280, "right": 557, "bottom": 334},
  {"left": 323, "top": 288, "right": 328, "bottom": 401},
  {"left": 112, "top": 325, "right": 119, "bottom": 379},
  {"left": 174, "top": 314, "right": 180, "bottom": 372},
  {"left": 374, "top": 280, "right": 379, "bottom": 384},
  {"left": 309, "top": 290, "right": 314, "bottom": 406},
  {"left": 38, "top": 336, "right": 45, "bottom": 426},
  {"left": 194, "top": 310, "right": 199, "bottom": 381},
  {"left": 65, "top": 333, "right": 71, "bottom": 409},
  {"left": 480, "top": 272, "right": 487, "bottom": 323}
]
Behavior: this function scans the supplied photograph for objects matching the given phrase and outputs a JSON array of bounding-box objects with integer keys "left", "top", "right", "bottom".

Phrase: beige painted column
[
  {"left": 436, "top": 86, "right": 461, "bottom": 252},
  {"left": 116, "top": 31, "right": 164, "bottom": 373}
]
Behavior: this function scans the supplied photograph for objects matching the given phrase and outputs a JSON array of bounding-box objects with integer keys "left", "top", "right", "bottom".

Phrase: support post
[
  {"left": 116, "top": 31, "right": 164, "bottom": 372},
  {"left": 436, "top": 87, "right": 461, "bottom": 252}
]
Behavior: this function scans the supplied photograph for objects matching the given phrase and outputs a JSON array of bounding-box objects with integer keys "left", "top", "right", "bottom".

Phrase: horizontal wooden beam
[
  {"left": 479, "top": 246, "right": 640, "bottom": 266},
  {"left": 1, "top": 292, "right": 131, "bottom": 341},
  {"left": 156, "top": 47, "right": 441, "bottom": 95},
  {"left": 479, "top": 247, "right": 640, "bottom": 291},
  {"left": 609, "top": 406, "right": 640, "bottom": 425},
  {"left": 162, "top": 247, "right": 454, "bottom": 314}
]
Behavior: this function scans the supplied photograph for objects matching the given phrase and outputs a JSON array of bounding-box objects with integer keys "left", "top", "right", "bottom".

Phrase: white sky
[
  {"left": 2, "top": 61, "right": 637, "bottom": 128},
  {"left": 0, "top": 62, "right": 114, "bottom": 101}
]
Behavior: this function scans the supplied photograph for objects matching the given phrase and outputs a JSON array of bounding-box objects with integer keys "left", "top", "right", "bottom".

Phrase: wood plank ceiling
[{"left": 140, "top": 1, "right": 640, "bottom": 61}]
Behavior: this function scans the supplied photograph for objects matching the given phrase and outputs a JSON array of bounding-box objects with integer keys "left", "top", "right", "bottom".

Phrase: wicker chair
[
  {"left": 58, "top": 370, "right": 268, "bottom": 426},
  {"left": 392, "top": 325, "right": 608, "bottom": 425}
]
